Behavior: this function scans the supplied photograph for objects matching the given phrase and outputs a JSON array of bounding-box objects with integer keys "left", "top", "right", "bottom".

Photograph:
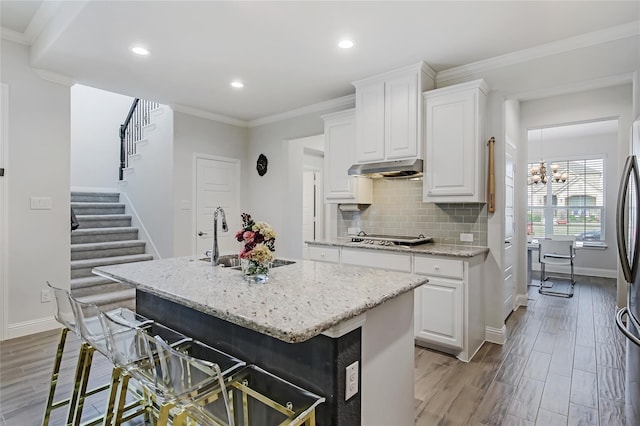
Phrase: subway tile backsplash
[{"left": 337, "top": 179, "right": 488, "bottom": 246}]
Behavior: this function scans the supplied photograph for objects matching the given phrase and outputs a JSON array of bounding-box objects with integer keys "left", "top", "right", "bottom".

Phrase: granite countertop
[
  {"left": 308, "top": 238, "right": 489, "bottom": 258},
  {"left": 93, "top": 256, "right": 427, "bottom": 344}
]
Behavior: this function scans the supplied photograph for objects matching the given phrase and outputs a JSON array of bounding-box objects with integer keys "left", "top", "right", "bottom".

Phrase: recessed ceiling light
[
  {"left": 230, "top": 81, "right": 244, "bottom": 89},
  {"left": 131, "top": 46, "right": 150, "bottom": 56},
  {"left": 338, "top": 39, "right": 354, "bottom": 49}
]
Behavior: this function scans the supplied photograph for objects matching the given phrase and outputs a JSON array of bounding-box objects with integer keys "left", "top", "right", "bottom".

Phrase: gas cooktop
[{"left": 350, "top": 233, "right": 433, "bottom": 246}]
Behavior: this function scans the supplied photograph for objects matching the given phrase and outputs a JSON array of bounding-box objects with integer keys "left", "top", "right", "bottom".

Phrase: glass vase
[{"left": 240, "top": 258, "right": 270, "bottom": 284}]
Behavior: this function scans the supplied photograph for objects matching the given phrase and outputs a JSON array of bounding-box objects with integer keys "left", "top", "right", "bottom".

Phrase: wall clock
[{"left": 256, "top": 153, "right": 268, "bottom": 176}]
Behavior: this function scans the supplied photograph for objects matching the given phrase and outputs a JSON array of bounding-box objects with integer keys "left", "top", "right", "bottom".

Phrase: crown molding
[
  {"left": 508, "top": 72, "right": 635, "bottom": 102},
  {"left": 33, "top": 68, "right": 75, "bottom": 86},
  {"left": 171, "top": 104, "right": 250, "bottom": 128},
  {"left": 0, "top": 27, "right": 28, "bottom": 45},
  {"left": 436, "top": 20, "right": 640, "bottom": 85},
  {"left": 25, "top": 0, "right": 62, "bottom": 44},
  {"left": 248, "top": 94, "right": 355, "bottom": 128}
]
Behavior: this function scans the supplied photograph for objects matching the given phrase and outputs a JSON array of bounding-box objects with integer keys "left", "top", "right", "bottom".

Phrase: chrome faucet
[{"left": 211, "top": 206, "right": 228, "bottom": 265}]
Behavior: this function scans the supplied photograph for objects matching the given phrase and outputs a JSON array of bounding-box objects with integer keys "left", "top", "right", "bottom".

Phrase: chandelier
[
  {"left": 530, "top": 161, "right": 568, "bottom": 184},
  {"left": 529, "top": 128, "right": 568, "bottom": 185}
]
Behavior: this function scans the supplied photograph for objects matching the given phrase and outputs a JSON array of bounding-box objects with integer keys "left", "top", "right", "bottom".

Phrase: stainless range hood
[{"left": 347, "top": 159, "right": 423, "bottom": 179}]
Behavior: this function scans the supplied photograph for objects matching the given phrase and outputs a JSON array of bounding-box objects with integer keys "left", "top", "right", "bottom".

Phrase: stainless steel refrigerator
[{"left": 615, "top": 153, "right": 640, "bottom": 425}]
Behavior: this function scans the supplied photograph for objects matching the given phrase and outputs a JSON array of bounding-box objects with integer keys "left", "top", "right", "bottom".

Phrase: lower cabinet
[
  {"left": 307, "top": 245, "right": 340, "bottom": 263},
  {"left": 414, "top": 277, "right": 463, "bottom": 349},
  {"left": 306, "top": 243, "right": 485, "bottom": 361}
]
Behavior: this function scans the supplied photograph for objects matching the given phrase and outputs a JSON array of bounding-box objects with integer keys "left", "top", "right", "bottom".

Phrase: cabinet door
[
  {"left": 355, "top": 83, "right": 385, "bottom": 162},
  {"left": 424, "top": 86, "right": 486, "bottom": 203},
  {"left": 415, "top": 277, "right": 463, "bottom": 349},
  {"left": 324, "top": 111, "right": 356, "bottom": 202},
  {"left": 384, "top": 73, "right": 418, "bottom": 160}
]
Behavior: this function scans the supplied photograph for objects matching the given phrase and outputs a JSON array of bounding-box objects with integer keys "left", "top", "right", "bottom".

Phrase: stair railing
[{"left": 118, "top": 98, "right": 160, "bottom": 180}]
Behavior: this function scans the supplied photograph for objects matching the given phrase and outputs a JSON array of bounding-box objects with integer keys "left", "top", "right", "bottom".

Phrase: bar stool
[
  {"left": 68, "top": 296, "right": 191, "bottom": 425},
  {"left": 100, "top": 311, "right": 244, "bottom": 425},
  {"left": 43, "top": 281, "right": 92, "bottom": 426},
  {"left": 225, "top": 365, "right": 325, "bottom": 426}
]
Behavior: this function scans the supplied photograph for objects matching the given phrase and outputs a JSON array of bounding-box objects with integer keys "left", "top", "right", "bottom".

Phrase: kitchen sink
[{"left": 199, "top": 255, "right": 295, "bottom": 269}]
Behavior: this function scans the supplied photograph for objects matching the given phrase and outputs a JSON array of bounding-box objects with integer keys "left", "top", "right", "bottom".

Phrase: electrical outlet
[
  {"left": 460, "top": 233, "right": 474, "bottom": 242},
  {"left": 41, "top": 289, "right": 52, "bottom": 303},
  {"left": 345, "top": 361, "right": 359, "bottom": 400}
]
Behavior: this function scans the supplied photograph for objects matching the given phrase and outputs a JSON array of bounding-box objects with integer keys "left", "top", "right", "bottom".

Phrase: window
[{"left": 527, "top": 158, "right": 604, "bottom": 242}]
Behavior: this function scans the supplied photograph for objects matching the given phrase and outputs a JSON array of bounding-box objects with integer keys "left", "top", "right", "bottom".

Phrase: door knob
[{"left": 198, "top": 231, "right": 207, "bottom": 236}]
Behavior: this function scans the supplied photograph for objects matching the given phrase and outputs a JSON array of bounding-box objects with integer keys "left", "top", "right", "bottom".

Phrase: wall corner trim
[{"left": 485, "top": 325, "right": 507, "bottom": 345}]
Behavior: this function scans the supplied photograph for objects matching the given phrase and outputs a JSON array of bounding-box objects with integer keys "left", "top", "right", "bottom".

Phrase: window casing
[{"left": 527, "top": 158, "right": 605, "bottom": 242}]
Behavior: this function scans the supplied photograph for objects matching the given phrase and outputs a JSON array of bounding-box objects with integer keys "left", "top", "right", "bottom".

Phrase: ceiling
[{"left": 1, "top": 1, "right": 639, "bottom": 124}]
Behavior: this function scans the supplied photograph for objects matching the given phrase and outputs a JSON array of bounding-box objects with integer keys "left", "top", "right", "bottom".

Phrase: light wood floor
[
  {"left": 415, "top": 275, "right": 627, "bottom": 425},
  {"left": 1, "top": 275, "right": 627, "bottom": 425}
]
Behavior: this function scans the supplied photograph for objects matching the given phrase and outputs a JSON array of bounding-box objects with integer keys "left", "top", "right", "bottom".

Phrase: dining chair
[{"left": 538, "top": 237, "right": 576, "bottom": 298}]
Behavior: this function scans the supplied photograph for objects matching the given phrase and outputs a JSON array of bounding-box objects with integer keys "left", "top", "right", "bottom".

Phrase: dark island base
[{"left": 137, "top": 290, "right": 361, "bottom": 425}]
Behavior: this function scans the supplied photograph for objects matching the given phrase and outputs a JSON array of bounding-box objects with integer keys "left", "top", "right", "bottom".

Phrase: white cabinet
[
  {"left": 307, "top": 245, "right": 340, "bottom": 263},
  {"left": 353, "top": 62, "right": 435, "bottom": 163},
  {"left": 414, "top": 256, "right": 464, "bottom": 349},
  {"left": 414, "top": 254, "right": 485, "bottom": 362},
  {"left": 341, "top": 247, "right": 411, "bottom": 272},
  {"left": 323, "top": 109, "right": 372, "bottom": 204},
  {"left": 423, "top": 79, "right": 488, "bottom": 203}
]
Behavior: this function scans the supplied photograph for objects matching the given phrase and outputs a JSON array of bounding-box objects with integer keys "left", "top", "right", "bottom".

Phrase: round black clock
[{"left": 256, "top": 153, "right": 268, "bottom": 176}]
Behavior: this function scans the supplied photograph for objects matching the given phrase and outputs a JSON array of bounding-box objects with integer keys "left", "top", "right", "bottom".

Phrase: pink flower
[
  {"left": 239, "top": 247, "right": 250, "bottom": 259},
  {"left": 243, "top": 231, "right": 255, "bottom": 243},
  {"left": 235, "top": 230, "right": 244, "bottom": 242}
]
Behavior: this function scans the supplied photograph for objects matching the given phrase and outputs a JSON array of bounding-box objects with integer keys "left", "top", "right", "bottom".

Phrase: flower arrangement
[{"left": 236, "top": 213, "right": 276, "bottom": 281}]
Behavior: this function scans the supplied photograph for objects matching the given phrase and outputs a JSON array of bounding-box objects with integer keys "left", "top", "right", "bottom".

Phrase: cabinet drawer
[
  {"left": 414, "top": 256, "right": 463, "bottom": 279},
  {"left": 341, "top": 248, "right": 411, "bottom": 272},
  {"left": 308, "top": 246, "right": 340, "bottom": 263}
]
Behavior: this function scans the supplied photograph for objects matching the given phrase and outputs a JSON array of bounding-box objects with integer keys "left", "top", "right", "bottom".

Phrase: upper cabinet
[
  {"left": 423, "top": 79, "right": 489, "bottom": 203},
  {"left": 323, "top": 109, "right": 372, "bottom": 204},
  {"left": 353, "top": 62, "right": 435, "bottom": 163}
]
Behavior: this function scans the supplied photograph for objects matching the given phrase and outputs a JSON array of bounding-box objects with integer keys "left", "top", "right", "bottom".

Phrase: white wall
[
  {"left": 118, "top": 106, "right": 174, "bottom": 258},
  {"left": 247, "top": 108, "right": 347, "bottom": 259},
  {"left": 70, "top": 85, "right": 133, "bottom": 189},
  {"left": 1, "top": 39, "right": 70, "bottom": 338},
  {"left": 172, "top": 111, "right": 248, "bottom": 257},
  {"left": 287, "top": 135, "right": 324, "bottom": 259},
  {"left": 526, "top": 123, "right": 618, "bottom": 274},
  {"left": 520, "top": 85, "right": 632, "bottom": 307}
]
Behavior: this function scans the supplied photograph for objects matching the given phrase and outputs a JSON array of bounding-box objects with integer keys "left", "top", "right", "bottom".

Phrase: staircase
[{"left": 71, "top": 191, "right": 153, "bottom": 311}]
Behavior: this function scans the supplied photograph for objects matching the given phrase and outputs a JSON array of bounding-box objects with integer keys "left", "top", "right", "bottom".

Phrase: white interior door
[
  {"left": 194, "top": 155, "right": 241, "bottom": 258},
  {"left": 1, "top": 83, "right": 7, "bottom": 340},
  {"left": 503, "top": 141, "right": 516, "bottom": 320}
]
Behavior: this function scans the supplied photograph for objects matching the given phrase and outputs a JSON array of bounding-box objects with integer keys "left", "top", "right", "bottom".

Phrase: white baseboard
[
  {"left": 5, "top": 316, "right": 60, "bottom": 340},
  {"left": 531, "top": 265, "right": 616, "bottom": 278},
  {"left": 485, "top": 325, "right": 506, "bottom": 345},
  {"left": 515, "top": 293, "right": 529, "bottom": 308}
]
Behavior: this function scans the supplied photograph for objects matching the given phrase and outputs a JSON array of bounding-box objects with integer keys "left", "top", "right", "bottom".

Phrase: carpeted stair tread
[
  {"left": 70, "top": 276, "right": 117, "bottom": 289},
  {"left": 74, "top": 288, "right": 136, "bottom": 306},
  {"left": 77, "top": 214, "right": 132, "bottom": 220},
  {"left": 71, "top": 240, "right": 145, "bottom": 252},
  {"left": 71, "top": 192, "right": 120, "bottom": 203},
  {"left": 72, "top": 227, "right": 138, "bottom": 236},
  {"left": 71, "top": 254, "right": 153, "bottom": 269}
]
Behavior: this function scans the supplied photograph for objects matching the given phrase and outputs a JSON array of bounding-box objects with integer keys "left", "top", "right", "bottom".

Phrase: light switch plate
[
  {"left": 31, "top": 196, "right": 52, "bottom": 210},
  {"left": 345, "top": 361, "right": 359, "bottom": 400},
  {"left": 460, "top": 233, "right": 474, "bottom": 242},
  {"left": 180, "top": 200, "right": 191, "bottom": 210}
]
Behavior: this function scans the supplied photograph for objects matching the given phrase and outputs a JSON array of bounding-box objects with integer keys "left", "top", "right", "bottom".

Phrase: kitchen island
[{"left": 93, "top": 256, "right": 428, "bottom": 426}]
